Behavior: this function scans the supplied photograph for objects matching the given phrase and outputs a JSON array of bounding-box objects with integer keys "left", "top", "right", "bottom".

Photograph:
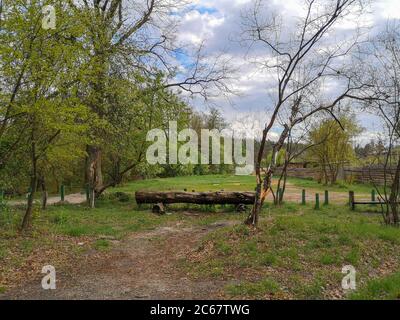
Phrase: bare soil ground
[{"left": 1, "top": 220, "right": 237, "bottom": 300}]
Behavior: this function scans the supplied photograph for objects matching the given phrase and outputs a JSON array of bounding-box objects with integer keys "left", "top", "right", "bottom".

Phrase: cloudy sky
[{"left": 173, "top": 0, "right": 400, "bottom": 144}]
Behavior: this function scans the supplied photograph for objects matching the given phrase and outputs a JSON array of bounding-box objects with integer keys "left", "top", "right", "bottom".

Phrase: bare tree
[
  {"left": 353, "top": 21, "right": 400, "bottom": 225},
  {"left": 240, "top": 0, "right": 368, "bottom": 226}
]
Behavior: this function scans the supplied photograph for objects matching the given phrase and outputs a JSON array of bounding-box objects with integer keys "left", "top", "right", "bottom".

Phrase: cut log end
[
  {"left": 152, "top": 203, "right": 166, "bottom": 215},
  {"left": 235, "top": 203, "right": 247, "bottom": 212}
]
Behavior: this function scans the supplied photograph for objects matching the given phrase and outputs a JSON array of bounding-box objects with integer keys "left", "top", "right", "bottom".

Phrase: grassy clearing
[
  {"left": 1, "top": 175, "right": 397, "bottom": 299},
  {"left": 112, "top": 175, "right": 257, "bottom": 193},
  {"left": 184, "top": 203, "right": 400, "bottom": 300},
  {"left": 5, "top": 175, "right": 373, "bottom": 203},
  {"left": 1, "top": 199, "right": 176, "bottom": 239},
  {"left": 0, "top": 191, "right": 242, "bottom": 292},
  {"left": 111, "top": 174, "right": 372, "bottom": 199}
]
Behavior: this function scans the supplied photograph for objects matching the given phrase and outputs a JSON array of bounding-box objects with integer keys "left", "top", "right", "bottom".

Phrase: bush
[{"left": 109, "top": 192, "right": 131, "bottom": 202}]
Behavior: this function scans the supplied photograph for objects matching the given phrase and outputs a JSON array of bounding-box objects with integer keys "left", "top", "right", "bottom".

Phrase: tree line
[{"left": 1, "top": 0, "right": 399, "bottom": 229}]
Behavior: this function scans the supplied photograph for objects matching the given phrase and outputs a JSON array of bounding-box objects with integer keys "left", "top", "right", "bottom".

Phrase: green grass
[
  {"left": 226, "top": 278, "right": 280, "bottom": 298},
  {"left": 1, "top": 174, "right": 398, "bottom": 299},
  {"left": 94, "top": 239, "right": 111, "bottom": 251},
  {"left": 0, "top": 197, "right": 184, "bottom": 291},
  {"left": 0, "top": 183, "right": 245, "bottom": 291},
  {"left": 112, "top": 174, "right": 257, "bottom": 193},
  {"left": 185, "top": 202, "right": 400, "bottom": 299},
  {"left": 112, "top": 175, "right": 374, "bottom": 196},
  {"left": 45, "top": 199, "right": 176, "bottom": 239},
  {"left": 350, "top": 272, "right": 400, "bottom": 300}
]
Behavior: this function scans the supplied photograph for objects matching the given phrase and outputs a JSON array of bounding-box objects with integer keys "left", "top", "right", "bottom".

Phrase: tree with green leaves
[
  {"left": 307, "top": 115, "right": 361, "bottom": 185},
  {"left": 0, "top": 0, "right": 89, "bottom": 229},
  {"left": 64, "top": 0, "right": 231, "bottom": 206}
]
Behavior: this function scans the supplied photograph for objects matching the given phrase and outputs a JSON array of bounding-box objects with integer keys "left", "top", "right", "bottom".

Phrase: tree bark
[
  {"left": 245, "top": 126, "right": 290, "bottom": 226},
  {"left": 40, "top": 176, "right": 47, "bottom": 210},
  {"left": 86, "top": 145, "right": 103, "bottom": 207},
  {"left": 388, "top": 156, "right": 400, "bottom": 225},
  {"left": 135, "top": 191, "right": 255, "bottom": 205},
  {"left": 21, "top": 137, "right": 37, "bottom": 231}
]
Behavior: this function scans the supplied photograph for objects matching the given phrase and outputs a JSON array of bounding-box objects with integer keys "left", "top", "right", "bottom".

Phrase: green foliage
[
  {"left": 106, "top": 192, "right": 131, "bottom": 203},
  {"left": 0, "top": 0, "right": 236, "bottom": 215},
  {"left": 0, "top": 0, "right": 89, "bottom": 196},
  {"left": 307, "top": 114, "right": 362, "bottom": 184}
]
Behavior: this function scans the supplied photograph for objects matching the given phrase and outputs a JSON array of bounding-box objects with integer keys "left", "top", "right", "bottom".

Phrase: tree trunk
[
  {"left": 281, "top": 167, "right": 288, "bottom": 204},
  {"left": 21, "top": 138, "right": 37, "bottom": 231},
  {"left": 388, "top": 156, "right": 400, "bottom": 226},
  {"left": 322, "top": 162, "right": 329, "bottom": 185},
  {"left": 86, "top": 145, "right": 103, "bottom": 208},
  {"left": 135, "top": 191, "right": 255, "bottom": 205},
  {"left": 245, "top": 127, "right": 289, "bottom": 226},
  {"left": 40, "top": 176, "right": 47, "bottom": 210},
  {"left": 89, "top": 188, "right": 95, "bottom": 208}
]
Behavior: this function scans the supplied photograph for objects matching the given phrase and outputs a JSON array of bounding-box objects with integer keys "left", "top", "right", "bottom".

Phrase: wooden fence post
[
  {"left": 60, "top": 185, "right": 65, "bottom": 202},
  {"left": 315, "top": 193, "right": 320, "bottom": 210},
  {"left": 349, "top": 191, "right": 355, "bottom": 211},
  {"left": 324, "top": 190, "right": 329, "bottom": 205},
  {"left": 302, "top": 189, "right": 306, "bottom": 205},
  {"left": 371, "top": 189, "right": 376, "bottom": 202}
]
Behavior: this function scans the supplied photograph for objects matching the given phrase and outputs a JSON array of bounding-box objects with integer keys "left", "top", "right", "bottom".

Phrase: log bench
[{"left": 135, "top": 191, "right": 255, "bottom": 214}]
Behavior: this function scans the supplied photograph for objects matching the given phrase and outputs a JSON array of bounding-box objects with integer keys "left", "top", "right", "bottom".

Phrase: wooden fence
[
  {"left": 275, "top": 167, "right": 321, "bottom": 180},
  {"left": 343, "top": 167, "right": 396, "bottom": 185},
  {"left": 274, "top": 166, "right": 397, "bottom": 185}
]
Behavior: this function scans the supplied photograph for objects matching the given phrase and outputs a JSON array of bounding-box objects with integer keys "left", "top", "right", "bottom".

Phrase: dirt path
[
  {"left": 1, "top": 220, "right": 237, "bottom": 300},
  {"left": 9, "top": 193, "right": 86, "bottom": 206}
]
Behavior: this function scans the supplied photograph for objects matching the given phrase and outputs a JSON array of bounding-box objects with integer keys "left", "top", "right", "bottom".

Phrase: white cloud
[
  {"left": 176, "top": 0, "right": 398, "bottom": 137},
  {"left": 177, "top": 8, "right": 225, "bottom": 45},
  {"left": 375, "top": 0, "right": 400, "bottom": 20}
]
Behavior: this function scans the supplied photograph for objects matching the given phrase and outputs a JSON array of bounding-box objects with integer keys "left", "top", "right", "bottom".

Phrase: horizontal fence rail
[{"left": 271, "top": 166, "right": 398, "bottom": 186}]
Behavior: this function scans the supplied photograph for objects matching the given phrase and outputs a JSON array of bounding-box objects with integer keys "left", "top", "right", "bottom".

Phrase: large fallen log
[{"left": 135, "top": 191, "right": 255, "bottom": 205}]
